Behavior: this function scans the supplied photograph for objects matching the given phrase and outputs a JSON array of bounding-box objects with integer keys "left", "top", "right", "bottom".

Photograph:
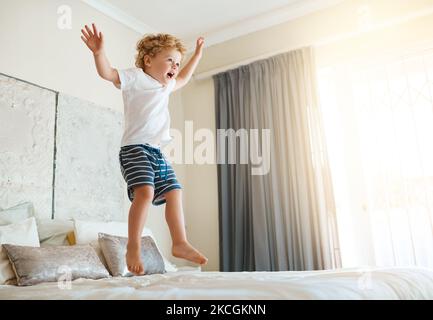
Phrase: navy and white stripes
[{"left": 119, "top": 144, "right": 181, "bottom": 206}]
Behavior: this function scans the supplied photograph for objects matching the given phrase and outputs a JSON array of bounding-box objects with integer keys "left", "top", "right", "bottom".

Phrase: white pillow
[
  {"left": 36, "top": 219, "right": 74, "bottom": 247},
  {"left": 0, "top": 217, "right": 40, "bottom": 284},
  {"left": 73, "top": 219, "right": 177, "bottom": 272},
  {"left": 0, "top": 202, "right": 35, "bottom": 225}
]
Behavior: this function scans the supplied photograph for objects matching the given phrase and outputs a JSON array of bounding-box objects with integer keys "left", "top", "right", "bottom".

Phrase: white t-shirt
[{"left": 115, "top": 67, "right": 176, "bottom": 148}]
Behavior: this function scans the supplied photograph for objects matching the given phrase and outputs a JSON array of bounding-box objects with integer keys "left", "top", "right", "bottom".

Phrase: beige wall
[
  {"left": 181, "top": 0, "right": 433, "bottom": 271},
  {"left": 180, "top": 78, "right": 219, "bottom": 270},
  {"left": 195, "top": 0, "right": 433, "bottom": 74}
]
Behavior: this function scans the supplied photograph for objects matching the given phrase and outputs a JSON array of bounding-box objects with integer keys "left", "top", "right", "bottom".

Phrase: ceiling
[{"left": 82, "top": 0, "right": 345, "bottom": 51}]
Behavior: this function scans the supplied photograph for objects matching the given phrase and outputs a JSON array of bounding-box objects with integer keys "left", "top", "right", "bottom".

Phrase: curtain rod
[{"left": 193, "top": 5, "right": 433, "bottom": 81}]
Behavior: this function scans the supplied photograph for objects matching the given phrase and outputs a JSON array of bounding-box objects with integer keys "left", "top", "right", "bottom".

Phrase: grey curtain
[{"left": 214, "top": 47, "right": 341, "bottom": 271}]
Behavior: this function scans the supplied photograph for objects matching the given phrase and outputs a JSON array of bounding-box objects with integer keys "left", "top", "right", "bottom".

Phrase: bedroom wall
[
  {"left": 181, "top": 0, "right": 433, "bottom": 271},
  {"left": 0, "top": 0, "right": 186, "bottom": 264},
  {"left": 0, "top": 0, "right": 135, "bottom": 113}
]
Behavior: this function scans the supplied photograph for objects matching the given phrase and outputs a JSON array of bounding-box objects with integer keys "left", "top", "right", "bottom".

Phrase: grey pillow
[
  {"left": 2, "top": 244, "right": 110, "bottom": 286},
  {"left": 98, "top": 233, "right": 166, "bottom": 277}
]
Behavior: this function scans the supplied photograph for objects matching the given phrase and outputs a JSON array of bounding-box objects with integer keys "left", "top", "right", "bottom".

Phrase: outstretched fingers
[
  {"left": 84, "top": 24, "right": 94, "bottom": 37},
  {"left": 81, "top": 27, "right": 90, "bottom": 40},
  {"left": 92, "top": 23, "right": 99, "bottom": 38}
]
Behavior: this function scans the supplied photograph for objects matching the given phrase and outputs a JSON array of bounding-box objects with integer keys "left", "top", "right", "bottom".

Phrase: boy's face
[{"left": 143, "top": 48, "right": 182, "bottom": 86}]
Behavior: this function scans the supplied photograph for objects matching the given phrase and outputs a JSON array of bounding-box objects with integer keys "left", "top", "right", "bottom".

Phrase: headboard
[{"left": 0, "top": 73, "right": 128, "bottom": 221}]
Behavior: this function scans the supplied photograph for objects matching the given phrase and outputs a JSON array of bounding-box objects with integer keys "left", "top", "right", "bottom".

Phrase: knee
[
  {"left": 164, "top": 189, "right": 181, "bottom": 202},
  {"left": 133, "top": 185, "right": 154, "bottom": 202}
]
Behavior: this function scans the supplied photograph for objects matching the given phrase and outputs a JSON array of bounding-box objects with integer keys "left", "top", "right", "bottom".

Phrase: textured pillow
[
  {"left": 98, "top": 233, "right": 166, "bottom": 277},
  {"left": 73, "top": 219, "right": 177, "bottom": 272},
  {"left": 0, "top": 217, "right": 40, "bottom": 284},
  {"left": 2, "top": 244, "right": 110, "bottom": 286},
  {"left": 0, "top": 202, "right": 35, "bottom": 225}
]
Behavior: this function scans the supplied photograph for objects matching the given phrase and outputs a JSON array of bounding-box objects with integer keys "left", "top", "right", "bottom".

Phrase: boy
[{"left": 81, "top": 23, "right": 208, "bottom": 275}]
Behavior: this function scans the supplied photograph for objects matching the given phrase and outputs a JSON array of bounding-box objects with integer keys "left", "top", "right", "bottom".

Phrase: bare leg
[
  {"left": 126, "top": 184, "right": 154, "bottom": 275},
  {"left": 164, "top": 189, "right": 208, "bottom": 265}
]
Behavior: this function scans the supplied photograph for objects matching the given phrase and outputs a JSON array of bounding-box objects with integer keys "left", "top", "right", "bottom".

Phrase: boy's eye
[{"left": 176, "top": 63, "right": 180, "bottom": 67}]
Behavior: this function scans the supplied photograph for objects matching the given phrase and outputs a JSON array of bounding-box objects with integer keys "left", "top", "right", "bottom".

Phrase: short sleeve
[{"left": 115, "top": 68, "right": 138, "bottom": 90}]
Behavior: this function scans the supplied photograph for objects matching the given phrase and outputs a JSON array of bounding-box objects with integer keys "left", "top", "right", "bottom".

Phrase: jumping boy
[{"left": 81, "top": 23, "right": 208, "bottom": 275}]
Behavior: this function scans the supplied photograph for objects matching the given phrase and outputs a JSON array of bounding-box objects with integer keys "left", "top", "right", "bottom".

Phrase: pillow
[
  {"left": 73, "top": 220, "right": 130, "bottom": 269},
  {"left": 0, "top": 217, "right": 40, "bottom": 284},
  {"left": 36, "top": 219, "right": 74, "bottom": 247},
  {"left": 2, "top": 244, "right": 110, "bottom": 286},
  {"left": 73, "top": 219, "right": 177, "bottom": 272},
  {"left": 98, "top": 233, "right": 165, "bottom": 277},
  {"left": 0, "top": 202, "right": 35, "bottom": 225}
]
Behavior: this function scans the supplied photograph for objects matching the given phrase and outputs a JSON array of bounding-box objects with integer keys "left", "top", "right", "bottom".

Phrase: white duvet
[{"left": 1, "top": 266, "right": 433, "bottom": 300}]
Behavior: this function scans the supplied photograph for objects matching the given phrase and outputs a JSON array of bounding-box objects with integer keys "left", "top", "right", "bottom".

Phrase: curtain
[
  {"left": 214, "top": 47, "right": 341, "bottom": 271},
  {"left": 317, "top": 47, "right": 433, "bottom": 268}
]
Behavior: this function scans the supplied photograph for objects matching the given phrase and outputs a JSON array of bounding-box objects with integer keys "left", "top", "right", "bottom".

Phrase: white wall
[
  {"left": 0, "top": 0, "right": 137, "bottom": 112},
  {"left": 181, "top": 0, "right": 433, "bottom": 271}
]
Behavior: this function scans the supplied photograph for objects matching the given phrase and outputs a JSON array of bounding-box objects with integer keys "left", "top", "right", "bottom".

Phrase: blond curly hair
[{"left": 135, "top": 33, "right": 187, "bottom": 70}]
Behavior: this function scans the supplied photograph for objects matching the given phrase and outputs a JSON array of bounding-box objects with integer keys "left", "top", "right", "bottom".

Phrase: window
[{"left": 318, "top": 48, "right": 433, "bottom": 268}]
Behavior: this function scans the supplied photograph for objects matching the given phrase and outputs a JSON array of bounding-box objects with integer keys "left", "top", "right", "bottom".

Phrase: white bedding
[{"left": 1, "top": 266, "right": 433, "bottom": 300}]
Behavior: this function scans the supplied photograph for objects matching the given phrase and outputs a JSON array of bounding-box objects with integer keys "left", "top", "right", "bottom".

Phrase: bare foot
[
  {"left": 172, "top": 242, "right": 208, "bottom": 265},
  {"left": 126, "top": 244, "right": 144, "bottom": 275}
]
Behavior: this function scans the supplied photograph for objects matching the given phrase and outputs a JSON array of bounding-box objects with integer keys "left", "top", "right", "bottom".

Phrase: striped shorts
[{"left": 118, "top": 143, "right": 182, "bottom": 206}]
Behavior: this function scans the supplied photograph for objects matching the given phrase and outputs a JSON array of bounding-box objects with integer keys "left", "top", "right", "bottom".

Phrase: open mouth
[{"left": 166, "top": 72, "right": 175, "bottom": 79}]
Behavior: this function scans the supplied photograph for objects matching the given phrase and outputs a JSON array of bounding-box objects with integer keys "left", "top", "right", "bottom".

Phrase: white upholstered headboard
[{"left": 0, "top": 73, "right": 128, "bottom": 221}]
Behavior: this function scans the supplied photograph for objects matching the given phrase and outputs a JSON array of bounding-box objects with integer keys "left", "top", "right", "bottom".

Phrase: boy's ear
[{"left": 143, "top": 55, "right": 152, "bottom": 67}]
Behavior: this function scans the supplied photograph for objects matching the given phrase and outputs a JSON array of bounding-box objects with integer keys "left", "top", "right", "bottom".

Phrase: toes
[
  {"left": 129, "top": 265, "right": 136, "bottom": 274},
  {"left": 138, "top": 265, "right": 145, "bottom": 275},
  {"left": 128, "top": 264, "right": 144, "bottom": 276},
  {"left": 198, "top": 254, "right": 208, "bottom": 265}
]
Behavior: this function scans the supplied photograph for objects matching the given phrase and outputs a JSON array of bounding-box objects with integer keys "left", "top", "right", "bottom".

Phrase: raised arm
[
  {"left": 173, "top": 37, "right": 204, "bottom": 91},
  {"left": 81, "top": 23, "right": 120, "bottom": 87}
]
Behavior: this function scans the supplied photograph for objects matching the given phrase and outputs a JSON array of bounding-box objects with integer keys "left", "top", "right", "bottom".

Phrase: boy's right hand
[{"left": 81, "top": 23, "right": 104, "bottom": 55}]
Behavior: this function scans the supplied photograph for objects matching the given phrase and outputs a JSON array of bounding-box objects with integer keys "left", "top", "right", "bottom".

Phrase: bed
[
  {"left": 1, "top": 266, "right": 433, "bottom": 299},
  {"left": 1, "top": 205, "right": 433, "bottom": 300}
]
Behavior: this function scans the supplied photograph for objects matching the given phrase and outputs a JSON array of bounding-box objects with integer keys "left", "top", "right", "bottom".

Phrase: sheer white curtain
[{"left": 318, "top": 47, "right": 433, "bottom": 268}]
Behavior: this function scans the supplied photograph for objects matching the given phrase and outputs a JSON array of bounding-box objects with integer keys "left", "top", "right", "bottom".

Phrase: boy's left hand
[{"left": 195, "top": 37, "right": 204, "bottom": 58}]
